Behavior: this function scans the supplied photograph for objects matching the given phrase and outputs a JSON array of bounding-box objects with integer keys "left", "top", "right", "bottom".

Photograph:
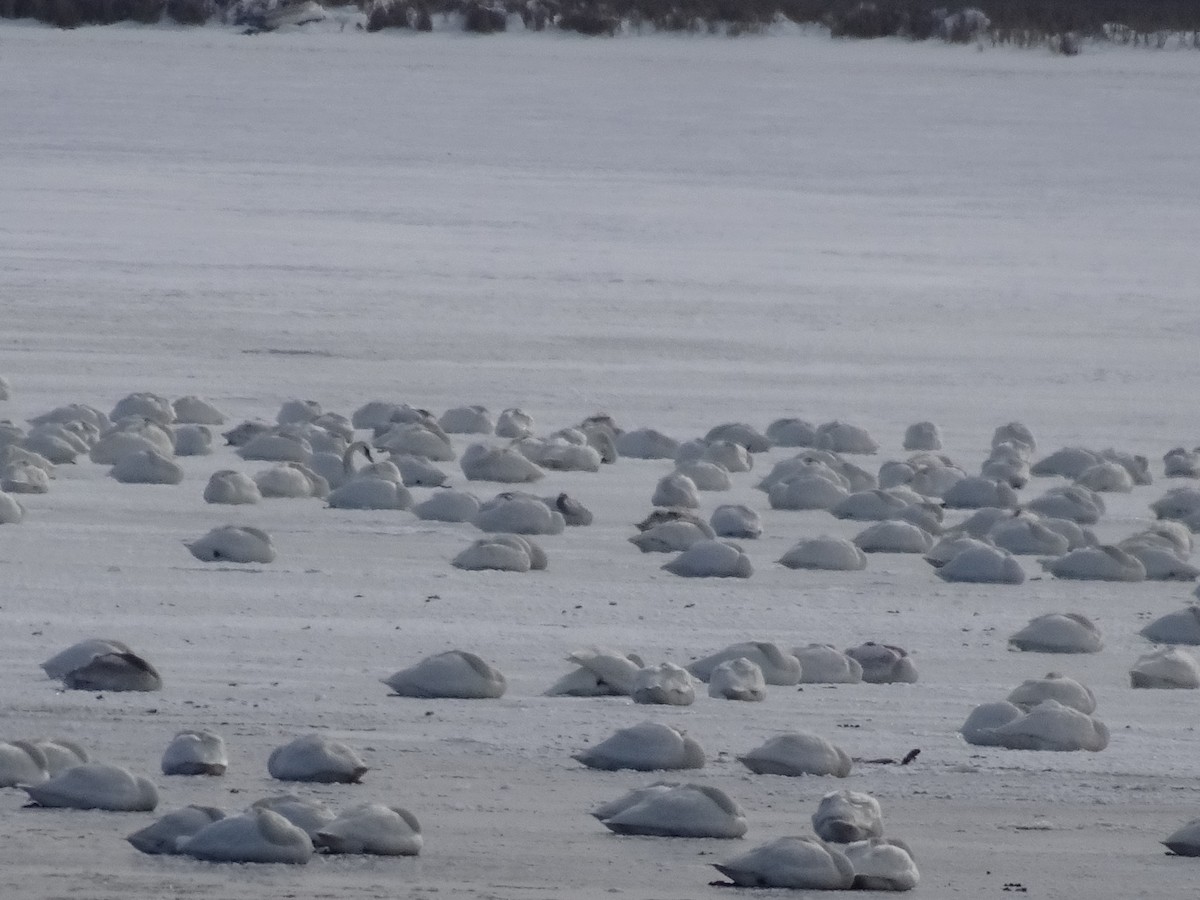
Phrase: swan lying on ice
[
  {"left": 3, "top": 460, "right": 51, "bottom": 494},
  {"left": 710, "top": 503, "right": 761, "bottom": 538},
  {"left": 1130, "top": 648, "right": 1200, "bottom": 689},
  {"left": 1140, "top": 605, "right": 1200, "bottom": 644},
  {"left": 452, "top": 534, "right": 546, "bottom": 572},
  {"left": 161, "top": 730, "right": 228, "bottom": 776},
  {"left": 0, "top": 489, "right": 24, "bottom": 524},
  {"left": 495, "top": 407, "right": 535, "bottom": 439},
  {"left": 0, "top": 741, "right": 52, "bottom": 787},
  {"left": 1043, "top": 545, "right": 1146, "bottom": 582},
  {"left": 853, "top": 521, "right": 935, "bottom": 555},
  {"left": 792, "top": 644, "right": 864, "bottom": 683},
  {"left": 936, "top": 544, "right": 1025, "bottom": 585},
  {"left": 127, "top": 805, "right": 226, "bottom": 855},
  {"left": 713, "top": 836, "right": 855, "bottom": 889},
  {"left": 382, "top": 650, "right": 506, "bottom": 699},
  {"left": 314, "top": 803, "right": 423, "bottom": 856},
  {"left": 708, "top": 657, "right": 767, "bottom": 701},
  {"left": 651, "top": 473, "right": 699, "bottom": 508},
  {"left": 615, "top": 428, "right": 679, "bottom": 459},
  {"left": 439, "top": 404, "right": 493, "bottom": 434},
  {"left": 255, "top": 462, "right": 328, "bottom": 499},
  {"left": 475, "top": 493, "right": 564, "bottom": 535},
  {"left": 23, "top": 763, "right": 158, "bottom": 811},
  {"left": 203, "top": 470, "right": 261, "bottom": 505},
  {"left": 545, "top": 647, "right": 642, "bottom": 697},
  {"left": 1164, "top": 819, "right": 1200, "bottom": 856},
  {"left": 596, "top": 783, "right": 747, "bottom": 838},
  {"left": 812, "top": 790, "right": 884, "bottom": 843},
  {"left": 662, "top": 539, "right": 752, "bottom": 578},
  {"left": 631, "top": 662, "right": 696, "bottom": 706},
  {"left": 173, "top": 396, "right": 226, "bottom": 425},
  {"left": 178, "top": 808, "right": 313, "bottom": 864},
  {"left": 187, "top": 525, "right": 275, "bottom": 564},
  {"left": 573, "top": 722, "right": 705, "bottom": 772},
  {"left": 738, "top": 732, "right": 852, "bottom": 777},
  {"left": 778, "top": 536, "right": 866, "bottom": 571},
  {"left": 845, "top": 643, "right": 917, "bottom": 684},
  {"left": 688, "top": 641, "right": 800, "bottom": 686},
  {"left": 844, "top": 838, "right": 920, "bottom": 891},
  {"left": 267, "top": 734, "right": 367, "bottom": 784},
  {"left": 1006, "top": 672, "right": 1096, "bottom": 714},
  {"left": 903, "top": 421, "right": 942, "bottom": 451},
  {"left": 414, "top": 489, "right": 480, "bottom": 523},
  {"left": 251, "top": 794, "right": 335, "bottom": 837},
  {"left": 984, "top": 699, "right": 1109, "bottom": 752},
  {"left": 1008, "top": 613, "right": 1103, "bottom": 654},
  {"left": 41, "top": 638, "right": 162, "bottom": 691},
  {"left": 460, "top": 443, "right": 544, "bottom": 483},
  {"left": 630, "top": 520, "right": 713, "bottom": 554}
]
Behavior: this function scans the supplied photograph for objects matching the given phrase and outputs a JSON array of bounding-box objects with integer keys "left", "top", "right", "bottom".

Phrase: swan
[
  {"left": 1076, "top": 460, "right": 1134, "bottom": 493},
  {"left": 238, "top": 430, "right": 313, "bottom": 463},
  {"left": 494, "top": 407, "right": 535, "bottom": 439},
  {"left": 25, "top": 737, "right": 88, "bottom": 774},
  {"left": 1118, "top": 534, "right": 1200, "bottom": 581},
  {"left": 172, "top": 396, "right": 225, "bottom": 425},
  {"left": 3, "top": 460, "right": 51, "bottom": 493},
  {"left": 844, "top": 642, "right": 917, "bottom": 684},
  {"left": 705, "top": 422, "right": 771, "bottom": 453},
  {"left": 942, "top": 476, "right": 1018, "bottom": 510},
  {"left": 831, "top": 490, "right": 910, "bottom": 521},
  {"left": 924, "top": 535, "right": 992, "bottom": 568},
  {"left": 688, "top": 641, "right": 801, "bottom": 686},
  {"left": 699, "top": 440, "right": 753, "bottom": 473},
  {"left": 267, "top": 734, "right": 368, "bottom": 784},
  {"left": 1130, "top": 648, "right": 1200, "bottom": 689},
  {"left": 738, "top": 732, "right": 852, "bottom": 777},
  {"left": 1165, "top": 447, "right": 1200, "bottom": 478},
  {"left": 1026, "top": 485, "right": 1104, "bottom": 524},
  {"left": 452, "top": 534, "right": 546, "bottom": 572},
  {"left": 460, "top": 443, "right": 544, "bottom": 483},
  {"left": 0, "top": 741, "right": 49, "bottom": 787},
  {"left": 545, "top": 647, "right": 642, "bottom": 697},
  {"left": 845, "top": 838, "right": 920, "bottom": 891},
  {"left": 327, "top": 475, "right": 412, "bottom": 510},
  {"left": 273, "top": 398, "right": 321, "bottom": 425},
  {"left": 203, "top": 469, "right": 261, "bottom": 505},
  {"left": 960, "top": 701, "right": 1025, "bottom": 746},
  {"left": 1008, "top": 613, "right": 1103, "bottom": 654},
  {"left": 662, "top": 539, "right": 752, "bottom": 578},
  {"left": 1141, "top": 605, "right": 1200, "bottom": 644},
  {"left": 475, "top": 493, "right": 565, "bottom": 535},
  {"left": 709, "top": 503, "right": 761, "bottom": 539},
  {"left": 816, "top": 421, "right": 879, "bottom": 455},
  {"left": 572, "top": 721, "right": 705, "bottom": 772},
  {"left": 766, "top": 418, "right": 818, "bottom": 447},
  {"left": 314, "top": 803, "right": 423, "bottom": 856},
  {"left": 812, "top": 790, "right": 884, "bottom": 843},
  {"left": 221, "top": 419, "right": 272, "bottom": 447},
  {"left": 986, "top": 699, "right": 1109, "bottom": 752},
  {"left": 630, "top": 520, "right": 712, "bottom": 554},
  {"left": 853, "top": 521, "right": 935, "bottom": 554},
  {"left": 614, "top": 427, "right": 679, "bottom": 459},
  {"left": 28, "top": 402, "right": 108, "bottom": 431},
  {"left": 179, "top": 808, "right": 313, "bottom": 864},
  {"left": 173, "top": 425, "right": 213, "bottom": 456},
  {"left": 675, "top": 460, "right": 731, "bottom": 491},
  {"left": 903, "top": 421, "right": 942, "bottom": 451},
  {"left": 107, "top": 447, "right": 183, "bottom": 485},
  {"left": 1102, "top": 448, "right": 1152, "bottom": 485},
  {"left": 758, "top": 455, "right": 849, "bottom": 493},
  {"left": 22, "top": 763, "right": 158, "bottom": 811},
  {"left": 90, "top": 423, "right": 173, "bottom": 464},
  {"left": 982, "top": 445, "right": 1031, "bottom": 489},
  {"left": 255, "top": 462, "right": 328, "bottom": 499},
  {"left": 989, "top": 516, "right": 1070, "bottom": 556},
  {"left": 110, "top": 392, "right": 174, "bottom": 425},
  {"left": 768, "top": 473, "right": 850, "bottom": 511},
  {"left": 778, "top": 536, "right": 867, "bottom": 571},
  {"left": 936, "top": 545, "right": 1025, "bottom": 584},
  {"left": 631, "top": 662, "right": 696, "bottom": 706},
  {"left": 792, "top": 644, "right": 864, "bottom": 683},
  {"left": 127, "top": 805, "right": 226, "bottom": 855},
  {"left": 187, "top": 525, "right": 276, "bottom": 564},
  {"left": 41, "top": 638, "right": 161, "bottom": 691},
  {"left": 439, "top": 405, "right": 494, "bottom": 434},
  {"left": 1164, "top": 819, "right": 1200, "bottom": 856},
  {"left": 1044, "top": 545, "right": 1146, "bottom": 581},
  {"left": 598, "top": 783, "right": 747, "bottom": 838},
  {"left": 547, "top": 492, "right": 593, "bottom": 526},
  {"left": 1031, "top": 446, "right": 1101, "bottom": 479},
  {"left": 713, "top": 836, "right": 855, "bottom": 889},
  {"left": 708, "top": 657, "right": 767, "bottom": 701},
  {"left": 382, "top": 650, "right": 506, "bottom": 699},
  {"left": 376, "top": 422, "right": 455, "bottom": 461},
  {"left": 22, "top": 425, "right": 85, "bottom": 463},
  {"left": 250, "top": 794, "right": 336, "bottom": 836},
  {"left": 351, "top": 400, "right": 402, "bottom": 430},
  {"left": 991, "top": 422, "right": 1036, "bottom": 454},
  {"left": 394, "top": 454, "right": 449, "bottom": 487},
  {"left": 0, "top": 375, "right": 8, "bottom": 400},
  {"left": 651, "top": 473, "right": 699, "bottom": 509},
  {"left": 0, "top": 489, "right": 24, "bottom": 524},
  {"left": 908, "top": 462, "right": 966, "bottom": 498},
  {"left": 161, "top": 730, "right": 228, "bottom": 776},
  {"left": 1006, "top": 673, "right": 1095, "bottom": 714},
  {"left": 410, "top": 490, "right": 478, "bottom": 525},
  {"left": 517, "top": 436, "right": 602, "bottom": 472}
]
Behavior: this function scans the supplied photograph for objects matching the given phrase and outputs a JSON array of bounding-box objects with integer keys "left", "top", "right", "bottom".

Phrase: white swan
[
  {"left": 1044, "top": 545, "right": 1145, "bottom": 582},
  {"left": 831, "top": 489, "right": 910, "bottom": 521},
  {"left": 376, "top": 422, "right": 455, "bottom": 461},
  {"left": 187, "top": 525, "right": 275, "bottom": 564},
  {"left": 22, "top": 424, "right": 86, "bottom": 464},
  {"left": 1164, "top": 819, "right": 1200, "bottom": 856},
  {"left": 238, "top": 430, "right": 313, "bottom": 463},
  {"left": 203, "top": 469, "right": 261, "bottom": 505},
  {"left": 708, "top": 657, "right": 767, "bottom": 701},
  {"left": 989, "top": 516, "right": 1070, "bottom": 556},
  {"left": 706, "top": 422, "right": 771, "bottom": 452},
  {"left": 179, "top": 808, "right": 313, "bottom": 864},
  {"left": 255, "top": 462, "right": 328, "bottom": 499},
  {"left": 709, "top": 504, "right": 761, "bottom": 539},
  {"left": 494, "top": 407, "right": 535, "bottom": 439},
  {"left": 173, "top": 425, "right": 213, "bottom": 456},
  {"left": 161, "top": 730, "right": 228, "bottom": 776},
  {"left": 439, "top": 404, "right": 494, "bottom": 434},
  {"left": 545, "top": 647, "right": 642, "bottom": 697},
  {"left": 127, "top": 805, "right": 226, "bottom": 855},
  {"left": 699, "top": 440, "right": 753, "bottom": 473},
  {"left": 3, "top": 460, "right": 51, "bottom": 493},
  {"left": 615, "top": 427, "right": 679, "bottom": 459},
  {"left": 1076, "top": 460, "right": 1133, "bottom": 493},
  {"left": 651, "top": 472, "right": 699, "bottom": 509},
  {"left": 1165, "top": 447, "right": 1200, "bottom": 478},
  {"left": 382, "top": 650, "right": 506, "bottom": 699},
  {"left": 816, "top": 421, "right": 879, "bottom": 455},
  {"left": 845, "top": 838, "right": 920, "bottom": 891},
  {"left": 460, "top": 443, "right": 544, "bottom": 483},
  {"left": 769, "top": 473, "right": 850, "bottom": 511},
  {"left": 0, "top": 741, "right": 49, "bottom": 787},
  {"left": 314, "top": 803, "right": 423, "bottom": 856},
  {"left": 844, "top": 642, "right": 917, "bottom": 684},
  {"left": 758, "top": 454, "right": 850, "bottom": 493},
  {"left": 1006, "top": 673, "right": 1095, "bottom": 714},
  {"left": 598, "top": 783, "right": 747, "bottom": 838},
  {"left": 1118, "top": 535, "right": 1200, "bottom": 581},
  {"left": 106, "top": 447, "right": 183, "bottom": 485},
  {"left": 327, "top": 475, "right": 412, "bottom": 510},
  {"left": 394, "top": 454, "right": 449, "bottom": 487},
  {"left": 109, "top": 392, "right": 173, "bottom": 425},
  {"left": 41, "top": 638, "right": 161, "bottom": 691},
  {"left": 1130, "top": 648, "right": 1200, "bottom": 689},
  {"left": 991, "top": 421, "right": 1036, "bottom": 454},
  {"left": 475, "top": 493, "right": 565, "bottom": 535},
  {"left": 903, "top": 421, "right": 942, "bottom": 451},
  {"left": 853, "top": 521, "right": 934, "bottom": 554},
  {"left": 662, "top": 539, "right": 752, "bottom": 578},
  {"left": 452, "top": 534, "right": 546, "bottom": 572},
  {"left": 547, "top": 492, "right": 593, "bottom": 526},
  {"left": 812, "top": 790, "right": 884, "bottom": 843},
  {"left": 1008, "top": 613, "right": 1103, "bottom": 654},
  {"left": 766, "top": 417, "right": 817, "bottom": 447},
  {"left": 675, "top": 460, "right": 731, "bottom": 491},
  {"left": 89, "top": 425, "right": 172, "bottom": 464},
  {"left": 172, "top": 396, "right": 225, "bottom": 425},
  {"left": 778, "top": 536, "right": 867, "bottom": 571},
  {"left": 1031, "top": 446, "right": 1100, "bottom": 479},
  {"left": 630, "top": 520, "right": 713, "bottom": 553},
  {"left": 0, "top": 489, "right": 24, "bottom": 524},
  {"left": 23, "top": 763, "right": 158, "bottom": 811},
  {"left": 792, "top": 644, "right": 864, "bottom": 683},
  {"left": 942, "top": 476, "right": 1018, "bottom": 510},
  {"left": 572, "top": 721, "right": 705, "bottom": 772},
  {"left": 517, "top": 436, "right": 602, "bottom": 472},
  {"left": 25, "top": 737, "right": 88, "bottom": 774},
  {"left": 986, "top": 699, "right": 1109, "bottom": 752},
  {"left": 738, "top": 732, "right": 852, "bottom": 777},
  {"left": 631, "top": 662, "right": 696, "bottom": 706},
  {"left": 1026, "top": 485, "right": 1104, "bottom": 524},
  {"left": 959, "top": 701, "right": 1024, "bottom": 747},
  {"left": 250, "top": 794, "right": 336, "bottom": 836},
  {"left": 1141, "top": 605, "right": 1200, "bottom": 644},
  {"left": 688, "top": 641, "right": 801, "bottom": 686},
  {"left": 414, "top": 489, "right": 480, "bottom": 522},
  {"left": 924, "top": 535, "right": 992, "bottom": 568},
  {"left": 936, "top": 545, "right": 1025, "bottom": 585},
  {"left": 267, "top": 734, "right": 367, "bottom": 784},
  {"left": 713, "top": 836, "right": 855, "bottom": 889}
]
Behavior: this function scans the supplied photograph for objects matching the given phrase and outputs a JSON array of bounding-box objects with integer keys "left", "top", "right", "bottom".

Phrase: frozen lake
[{"left": 1, "top": 21, "right": 1200, "bottom": 898}]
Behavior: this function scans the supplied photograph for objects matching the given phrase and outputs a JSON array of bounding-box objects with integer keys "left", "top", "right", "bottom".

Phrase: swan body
[
  {"left": 452, "top": 534, "right": 546, "bottom": 572},
  {"left": 990, "top": 517, "right": 1070, "bottom": 556},
  {"left": 162, "top": 730, "right": 228, "bottom": 776},
  {"left": 327, "top": 475, "right": 412, "bottom": 510},
  {"left": 394, "top": 454, "right": 449, "bottom": 487},
  {"left": 172, "top": 396, "right": 226, "bottom": 425},
  {"left": 598, "top": 783, "right": 747, "bottom": 838},
  {"left": 986, "top": 699, "right": 1109, "bottom": 752},
  {"left": 1076, "top": 460, "right": 1133, "bottom": 493},
  {"left": 3, "top": 460, "right": 51, "bottom": 493},
  {"left": 738, "top": 732, "right": 852, "bottom": 777},
  {"left": 714, "top": 836, "right": 855, "bottom": 889},
  {"left": 0, "top": 489, "right": 24, "bottom": 523},
  {"left": 494, "top": 407, "right": 535, "bottom": 439},
  {"left": 651, "top": 473, "right": 699, "bottom": 509},
  {"left": 813, "top": 790, "right": 884, "bottom": 843},
  {"left": 675, "top": 460, "right": 731, "bottom": 491},
  {"left": 573, "top": 722, "right": 705, "bottom": 772},
  {"left": 688, "top": 641, "right": 801, "bottom": 686},
  {"left": 1008, "top": 613, "right": 1102, "bottom": 654},
  {"left": 267, "top": 734, "right": 367, "bottom": 784},
  {"left": 382, "top": 650, "right": 506, "bottom": 699},
  {"left": 831, "top": 490, "right": 910, "bottom": 521},
  {"left": 1164, "top": 819, "right": 1200, "bottom": 856},
  {"left": 238, "top": 431, "right": 313, "bottom": 463},
  {"left": 903, "top": 421, "right": 942, "bottom": 451},
  {"left": 546, "top": 647, "right": 642, "bottom": 697},
  {"left": 942, "top": 476, "right": 1018, "bottom": 510},
  {"left": 41, "top": 638, "right": 161, "bottom": 691},
  {"left": 768, "top": 474, "right": 849, "bottom": 510},
  {"left": 631, "top": 662, "right": 696, "bottom": 706},
  {"left": 629, "top": 520, "right": 712, "bottom": 553},
  {"left": 792, "top": 644, "right": 864, "bottom": 683},
  {"left": 314, "top": 803, "right": 423, "bottom": 856},
  {"left": 778, "top": 536, "right": 867, "bottom": 571},
  {"left": 766, "top": 417, "right": 818, "bottom": 447},
  {"left": 179, "top": 808, "right": 313, "bottom": 864},
  {"left": 1141, "top": 605, "right": 1200, "bottom": 644},
  {"left": 28, "top": 737, "right": 88, "bottom": 774},
  {"left": 924, "top": 535, "right": 992, "bottom": 568},
  {"left": 708, "top": 657, "right": 767, "bottom": 701},
  {"left": 700, "top": 440, "right": 753, "bottom": 473},
  {"left": 960, "top": 701, "right": 1025, "bottom": 747},
  {"left": 461, "top": 443, "right": 544, "bottom": 483},
  {"left": 845, "top": 838, "right": 920, "bottom": 891},
  {"left": 1006, "top": 673, "right": 1095, "bottom": 714},
  {"left": 518, "top": 436, "right": 602, "bottom": 472},
  {"left": 172, "top": 425, "right": 213, "bottom": 456},
  {"left": 816, "top": 421, "right": 879, "bottom": 455},
  {"left": 1045, "top": 545, "right": 1146, "bottom": 581},
  {"left": 614, "top": 428, "right": 678, "bottom": 459},
  {"left": 203, "top": 469, "right": 261, "bottom": 505},
  {"left": 1130, "top": 648, "right": 1200, "bottom": 689},
  {"left": 844, "top": 643, "right": 917, "bottom": 684},
  {"left": 662, "top": 539, "right": 752, "bottom": 578},
  {"left": 250, "top": 794, "right": 336, "bottom": 836},
  {"left": 187, "top": 525, "right": 275, "bottom": 564},
  {"left": 475, "top": 493, "right": 565, "bottom": 535},
  {"left": 0, "top": 741, "right": 50, "bottom": 787},
  {"left": 706, "top": 422, "right": 771, "bottom": 452},
  {"left": 936, "top": 545, "right": 1025, "bottom": 584},
  {"left": 127, "top": 805, "right": 225, "bottom": 855},
  {"left": 23, "top": 763, "right": 158, "bottom": 811},
  {"left": 1031, "top": 446, "right": 1100, "bottom": 478},
  {"left": 710, "top": 504, "right": 761, "bottom": 538},
  {"left": 853, "top": 521, "right": 934, "bottom": 554},
  {"left": 255, "top": 462, "right": 328, "bottom": 498},
  {"left": 439, "top": 404, "right": 493, "bottom": 434},
  {"left": 414, "top": 489, "right": 480, "bottom": 522},
  {"left": 1026, "top": 485, "right": 1104, "bottom": 524},
  {"left": 376, "top": 422, "right": 455, "bottom": 461}
]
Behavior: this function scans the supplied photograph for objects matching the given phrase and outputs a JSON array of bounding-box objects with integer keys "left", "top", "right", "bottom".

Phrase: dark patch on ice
[{"left": 242, "top": 347, "right": 336, "bottom": 358}]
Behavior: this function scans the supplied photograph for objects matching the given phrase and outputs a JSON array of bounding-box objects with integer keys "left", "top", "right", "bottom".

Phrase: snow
[{"left": 1, "top": 22, "right": 1200, "bottom": 898}]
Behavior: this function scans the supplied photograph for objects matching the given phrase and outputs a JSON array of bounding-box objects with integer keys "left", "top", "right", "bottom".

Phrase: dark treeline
[{"left": 4, "top": 0, "right": 1200, "bottom": 50}]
